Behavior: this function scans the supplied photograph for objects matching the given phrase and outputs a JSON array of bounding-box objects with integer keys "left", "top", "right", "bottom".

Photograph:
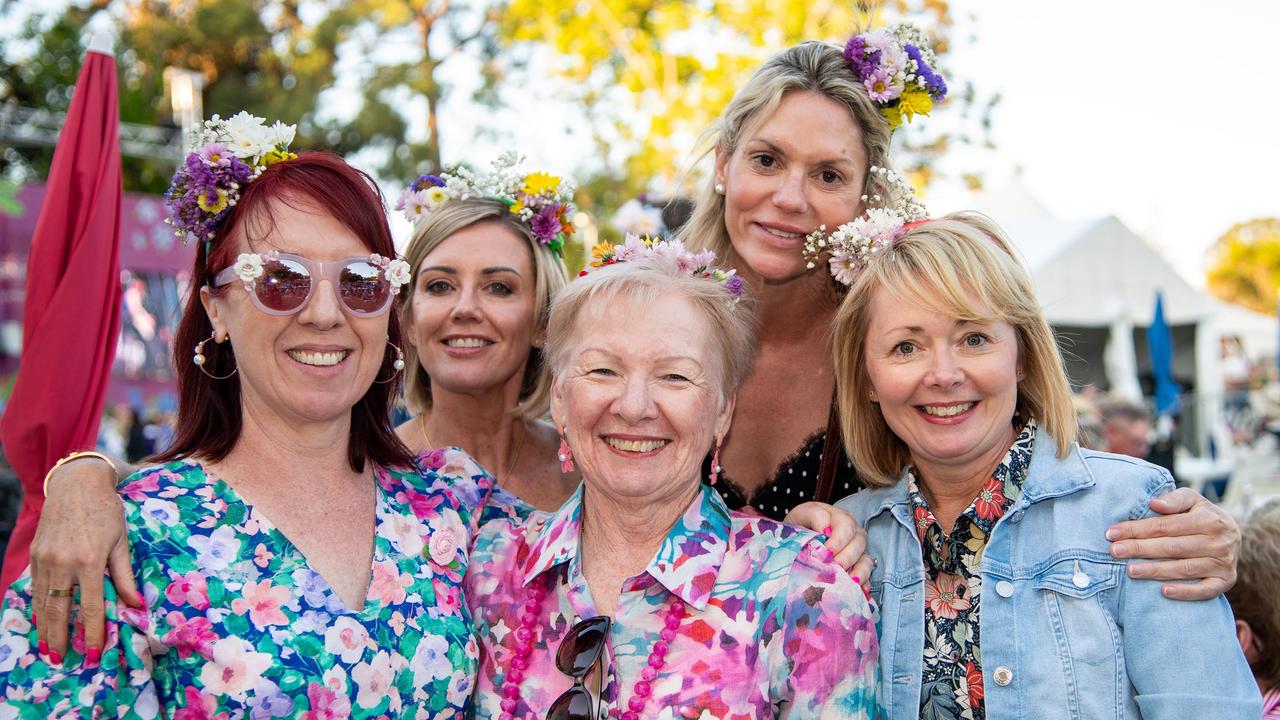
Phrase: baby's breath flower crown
[
  {"left": 396, "top": 152, "right": 577, "bottom": 256},
  {"left": 583, "top": 234, "right": 744, "bottom": 301},
  {"left": 164, "top": 112, "right": 299, "bottom": 252},
  {"left": 803, "top": 165, "right": 929, "bottom": 286},
  {"left": 844, "top": 23, "right": 948, "bottom": 130}
]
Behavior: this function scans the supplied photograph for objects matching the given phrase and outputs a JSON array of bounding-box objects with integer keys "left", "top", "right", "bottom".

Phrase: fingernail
[
  {"left": 86, "top": 647, "right": 101, "bottom": 668},
  {"left": 852, "top": 575, "right": 862, "bottom": 584},
  {"left": 49, "top": 650, "right": 63, "bottom": 665},
  {"left": 30, "top": 611, "right": 36, "bottom": 627},
  {"left": 822, "top": 526, "right": 832, "bottom": 535},
  {"left": 1111, "top": 542, "right": 1127, "bottom": 556},
  {"left": 862, "top": 585, "right": 872, "bottom": 600},
  {"left": 1105, "top": 528, "right": 1119, "bottom": 541},
  {"left": 38, "top": 639, "right": 48, "bottom": 657}
]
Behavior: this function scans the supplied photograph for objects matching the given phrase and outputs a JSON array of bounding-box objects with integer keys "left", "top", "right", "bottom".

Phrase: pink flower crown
[{"left": 582, "top": 234, "right": 744, "bottom": 299}]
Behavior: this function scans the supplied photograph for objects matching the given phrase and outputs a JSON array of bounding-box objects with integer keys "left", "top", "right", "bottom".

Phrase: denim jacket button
[
  {"left": 993, "top": 666, "right": 1013, "bottom": 686},
  {"left": 995, "top": 580, "right": 1014, "bottom": 597}
]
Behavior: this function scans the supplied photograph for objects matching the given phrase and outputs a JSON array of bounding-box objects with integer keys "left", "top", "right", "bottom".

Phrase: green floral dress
[{"left": 0, "top": 457, "right": 482, "bottom": 718}]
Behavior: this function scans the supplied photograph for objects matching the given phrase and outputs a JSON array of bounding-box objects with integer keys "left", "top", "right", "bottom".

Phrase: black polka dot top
[{"left": 702, "top": 428, "right": 864, "bottom": 521}]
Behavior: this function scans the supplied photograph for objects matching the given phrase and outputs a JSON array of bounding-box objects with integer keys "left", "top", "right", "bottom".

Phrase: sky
[{"left": 922, "top": 0, "right": 1280, "bottom": 286}]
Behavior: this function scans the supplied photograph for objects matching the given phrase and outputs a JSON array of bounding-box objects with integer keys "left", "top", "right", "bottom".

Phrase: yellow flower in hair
[
  {"left": 521, "top": 172, "right": 560, "bottom": 196},
  {"left": 592, "top": 242, "right": 615, "bottom": 260},
  {"left": 897, "top": 89, "right": 934, "bottom": 123},
  {"left": 880, "top": 106, "right": 904, "bottom": 129},
  {"left": 509, "top": 200, "right": 525, "bottom": 215},
  {"left": 198, "top": 189, "right": 229, "bottom": 214},
  {"left": 260, "top": 149, "right": 297, "bottom": 167}
]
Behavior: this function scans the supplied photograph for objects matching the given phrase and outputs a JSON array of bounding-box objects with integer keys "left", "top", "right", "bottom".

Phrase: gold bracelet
[{"left": 42, "top": 451, "right": 118, "bottom": 497}]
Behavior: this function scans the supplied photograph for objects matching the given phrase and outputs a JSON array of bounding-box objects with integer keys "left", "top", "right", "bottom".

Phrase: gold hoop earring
[
  {"left": 374, "top": 341, "right": 407, "bottom": 384},
  {"left": 192, "top": 331, "right": 237, "bottom": 380}
]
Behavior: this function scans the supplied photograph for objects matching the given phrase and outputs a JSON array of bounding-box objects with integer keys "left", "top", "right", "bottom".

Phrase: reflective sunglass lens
[
  {"left": 339, "top": 261, "right": 390, "bottom": 315},
  {"left": 547, "top": 686, "right": 594, "bottom": 720},
  {"left": 556, "top": 616, "right": 611, "bottom": 678},
  {"left": 257, "top": 257, "right": 311, "bottom": 312}
]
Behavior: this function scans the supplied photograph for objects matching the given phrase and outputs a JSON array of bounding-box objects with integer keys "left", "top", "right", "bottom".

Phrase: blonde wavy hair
[
  {"left": 679, "top": 41, "right": 895, "bottom": 260},
  {"left": 831, "top": 212, "right": 1078, "bottom": 486},
  {"left": 399, "top": 199, "right": 569, "bottom": 420}
]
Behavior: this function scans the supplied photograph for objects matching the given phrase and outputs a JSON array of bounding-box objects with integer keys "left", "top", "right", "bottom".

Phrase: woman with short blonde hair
[{"left": 833, "top": 211, "right": 1259, "bottom": 718}]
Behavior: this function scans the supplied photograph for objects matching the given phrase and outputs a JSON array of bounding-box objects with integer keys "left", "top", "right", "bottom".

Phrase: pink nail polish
[
  {"left": 852, "top": 575, "right": 862, "bottom": 584},
  {"left": 86, "top": 647, "right": 101, "bottom": 668},
  {"left": 822, "top": 525, "right": 833, "bottom": 535},
  {"left": 30, "top": 611, "right": 36, "bottom": 627},
  {"left": 49, "top": 650, "right": 63, "bottom": 665},
  {"left": 38, "top": 639, "right": 48, "bottom": 657}
]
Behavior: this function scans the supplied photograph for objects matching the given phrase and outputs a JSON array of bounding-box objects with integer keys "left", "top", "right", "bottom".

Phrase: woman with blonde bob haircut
[
  {"left": 832, "top": 212, "right": 1077, "bottom": 486},
  {"left": 833, "top": 212, "right": 1259, "bottom": 719}
]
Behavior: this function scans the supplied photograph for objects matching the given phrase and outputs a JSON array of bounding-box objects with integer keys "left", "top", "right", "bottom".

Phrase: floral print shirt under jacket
[
  {"left": 467, "top": 481, "right": 881, "bottom": 719},
  {"left": 0, "top": 458, "right": 480, "bottom": 718},
  {"left": 907, "top": 421, "right": 1034, "bottom": 720}
]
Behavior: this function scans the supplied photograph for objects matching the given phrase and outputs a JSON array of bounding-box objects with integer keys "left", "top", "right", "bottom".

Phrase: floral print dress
[
  {"left": 467, "top": 481, "right": 882, "bottom": 719},
  {"left": 907, "top": 421, "right": 1034, "bottom": 720},
  {"left": 0, "top": 458, "right": 480, "bottom": 718}
]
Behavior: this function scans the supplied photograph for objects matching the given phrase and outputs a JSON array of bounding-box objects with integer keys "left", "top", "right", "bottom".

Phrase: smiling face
[
  {"left": 863, "top": 286, "right": 1022, "bottom": 482},
  {"left": 715, "top": 90, "right": 868, "bottom": 282},
  {"left": 201, "top": 194, "right": 389, "bottom": 429},
  {"left": 407, "top": 222, "right": 540, "bottom": 400},
  {"left": 551, "top": 292, "right": 734, "bottom": 502}
]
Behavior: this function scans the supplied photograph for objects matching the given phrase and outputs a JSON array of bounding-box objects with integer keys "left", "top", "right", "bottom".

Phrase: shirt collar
[{"left": 520, "top": 483, "right": 731, "bottom": 611}]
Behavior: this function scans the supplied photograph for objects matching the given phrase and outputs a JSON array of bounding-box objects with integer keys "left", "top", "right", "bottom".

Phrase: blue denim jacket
[{"left": 836, "top": 427, "right": 1261, "bottom": 719}]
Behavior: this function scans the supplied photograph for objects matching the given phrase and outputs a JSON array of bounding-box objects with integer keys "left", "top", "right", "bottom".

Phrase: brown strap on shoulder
[{"left": 814, "top": 396, "right": 843, "bottom": 504}]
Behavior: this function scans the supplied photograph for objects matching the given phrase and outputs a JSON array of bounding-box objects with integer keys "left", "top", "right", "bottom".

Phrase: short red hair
[{"left": 154, "top": 152, "right": 413, "bottom": 472}]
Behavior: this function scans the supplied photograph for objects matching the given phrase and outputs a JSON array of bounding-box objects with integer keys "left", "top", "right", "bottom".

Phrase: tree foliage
[
  {"left": 2, "top": 0, "right": 995, "bottom": 212},
  {"left": 1206, "top": 218, "right": 1280, "bottom": 316},
  {"left": 0, "top": 0, "right": 496, "bottom": 192},
  {"left": 497, "top": 0, "right": 995, "bottom": 202}
]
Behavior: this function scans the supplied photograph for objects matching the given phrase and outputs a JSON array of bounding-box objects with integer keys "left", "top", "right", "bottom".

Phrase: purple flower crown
[
  {"left": 164, "top": 112, "right": 298, "bottom": 250},
  {"left": 395, "top": 153, "right": 577, "bottom": 257},
  {"left": 844, "top": 24, "right": 948, "bottom": 129}
]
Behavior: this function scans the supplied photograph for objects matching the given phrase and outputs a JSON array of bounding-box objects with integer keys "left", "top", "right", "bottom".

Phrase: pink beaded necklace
[{"left": 496, "top": 575, "right": 687, "bottom": 720}]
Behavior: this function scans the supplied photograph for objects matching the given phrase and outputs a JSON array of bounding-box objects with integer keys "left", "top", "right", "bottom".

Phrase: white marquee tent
[{"left": 951, "top": 177, "right": 1277, "bottom": 456}]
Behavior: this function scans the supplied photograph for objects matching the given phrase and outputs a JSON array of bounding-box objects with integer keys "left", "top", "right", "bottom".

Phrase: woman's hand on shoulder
[
  {"left": 784, "top": 502, "right": 873, "bottom": 590},
  {"left": 31, "top": 457, "right": 138, "bottom": 659},
  {"left": 1106, "top": 486, "right": 1239, "bottom": 601}
]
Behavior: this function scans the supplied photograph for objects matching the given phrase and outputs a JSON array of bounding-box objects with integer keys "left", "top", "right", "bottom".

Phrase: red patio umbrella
[{"left": 0, "top": 34, "right": 123, "bottom": 587}]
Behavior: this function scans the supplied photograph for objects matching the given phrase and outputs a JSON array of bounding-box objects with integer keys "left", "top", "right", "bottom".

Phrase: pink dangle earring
[{"left": 557, "top": 425, "right": 575, "bottom": 474}]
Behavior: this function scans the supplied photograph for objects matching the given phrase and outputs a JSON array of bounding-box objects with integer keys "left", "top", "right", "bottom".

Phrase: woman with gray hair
[{"left": 466, "top": 239, "right": 881, "bottom": 718}]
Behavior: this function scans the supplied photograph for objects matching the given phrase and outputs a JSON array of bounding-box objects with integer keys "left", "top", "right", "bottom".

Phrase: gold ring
[{"left": 46, "top": 588, "right": 74, "bottom": 598}]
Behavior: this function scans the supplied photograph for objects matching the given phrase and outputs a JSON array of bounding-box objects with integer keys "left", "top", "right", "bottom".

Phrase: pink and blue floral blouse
[
  {"left": 467, "top": 481, "right": 882, "bottom": 719},
  {"left": 0, "top": 458, "right": 479, "bottom": 718}
]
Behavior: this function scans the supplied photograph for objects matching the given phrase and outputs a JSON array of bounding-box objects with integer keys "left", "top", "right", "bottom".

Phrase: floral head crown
[
  {"left": 396, "top": 152, "right": 577, "bottom": 256},
  {"left": 583, "top": 234, "right": 744, "bottom": 300},
  {"left": 803, "top": 165, "right": 929, "bottom": 286},
  {"left": 844, "top": 23, "right": 948, "bottom": 130},
  {"left": 165, "top": 112, "right": 298, "bottom": 251}
]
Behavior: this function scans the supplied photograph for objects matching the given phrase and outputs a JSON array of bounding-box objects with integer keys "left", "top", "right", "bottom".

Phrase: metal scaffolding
[{"left": 0, "top": 104, "right": 182, "bottom": 160}]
